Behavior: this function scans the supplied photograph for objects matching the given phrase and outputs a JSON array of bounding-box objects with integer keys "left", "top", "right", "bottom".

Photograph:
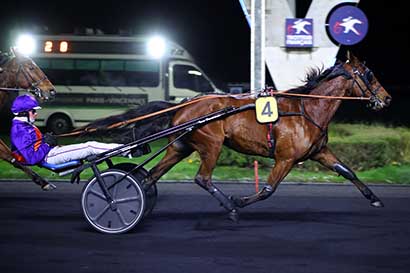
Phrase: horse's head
[
  {"left": 344, "top": 52, "right": 391, "bottom": 111},
  {"left": 6, "top": 48, "right": 56, "bottom": 101}
]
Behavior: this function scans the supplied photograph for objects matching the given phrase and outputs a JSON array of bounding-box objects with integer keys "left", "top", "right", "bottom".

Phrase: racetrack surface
[{"left": 1, "top": 181, "right": 410, "bottom": 273}]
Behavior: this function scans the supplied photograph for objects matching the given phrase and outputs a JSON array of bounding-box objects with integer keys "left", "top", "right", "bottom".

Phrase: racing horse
[
  {"left": 83, "top": 53, "right": 391, "bottom": 220},
  {"left": 0, "top": 48, "right": 56, "bottom": 190}
]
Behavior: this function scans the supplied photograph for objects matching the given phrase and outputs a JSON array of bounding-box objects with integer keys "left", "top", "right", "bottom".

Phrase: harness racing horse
[
  {"left": 0, "top": 48, "right": 56, "bottom": 190},
  {"left": 83, "top": 53, "right": 392, "bottom": 220}
]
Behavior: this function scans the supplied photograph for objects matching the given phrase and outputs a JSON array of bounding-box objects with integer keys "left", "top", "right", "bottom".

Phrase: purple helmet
[{"left": 11, "top": 95, "right": 42, "bottom": 115}]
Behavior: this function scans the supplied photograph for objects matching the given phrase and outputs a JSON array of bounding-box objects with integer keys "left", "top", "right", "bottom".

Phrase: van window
[
  {"left": 126, "top": 60, "right": 158, "bottom": 72},
  {"left": 35, "top": 58, "right": 50, "bottom": 68},
  {"left": 173, "top": 64, "right": 213, "bottom": 93},
  {"left": 34, "top": 58, "right": 160, "bottom": 87},
  {"left": 51, "top": 59, "right": 75, "bottom": 70},
  {"left": 77, "top": 60, "right": 99, "bottom": 70},
  {"left": 101, "top": 60, "right": 124, "bottom": 71}
]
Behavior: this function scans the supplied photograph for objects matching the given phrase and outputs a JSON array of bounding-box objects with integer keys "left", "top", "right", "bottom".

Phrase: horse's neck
[
  {"left": 0, "top": 72, "right": 10, "bottom": 87},
  {"left": 305, "top": 78, "right": 350, "bottom": 129},
  {"left": 0, "top": 63, "right": 17, "bottom": 108},
  {"left": 0, "top": 63, "right": 15, "bottom": 87}
]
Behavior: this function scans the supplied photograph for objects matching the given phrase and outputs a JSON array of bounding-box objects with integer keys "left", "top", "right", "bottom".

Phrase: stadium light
[
  {"left": 15, "top": 34, "right": 36, "bottom": 56},
  {"left": 147, "top": 36, "right": 166, "bottom": 59}
]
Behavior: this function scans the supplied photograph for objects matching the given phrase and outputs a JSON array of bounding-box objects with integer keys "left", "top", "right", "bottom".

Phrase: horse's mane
[{"left": 285, "top": 62, "right": 348, "bottom": 94}]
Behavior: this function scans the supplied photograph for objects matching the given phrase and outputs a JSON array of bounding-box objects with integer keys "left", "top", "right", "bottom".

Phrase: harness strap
[
  {"left": 264, "top": 96, "right": 326, "bottom": 158},
  {"left": 265, "top": 88, "right": 277, "bottom": 158},
  {"left": 277, "top": 98, "right": 325, "bottom": 132},
  {"left": 266, "top": 123, "right": 275, "bottom": 158}
]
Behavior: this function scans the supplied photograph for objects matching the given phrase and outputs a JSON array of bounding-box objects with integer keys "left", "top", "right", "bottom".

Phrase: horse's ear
[
  {"left": 10, "top": 47, "right": 16, "bottom": 57},
  {"left": 10, "top": 47, "right": 23, "bottom": 58},
  {"left": 345, "top": 50, "right": 352, "bottom": 63},
  {"left": 346, "top": 50, "right": 359, "bottom": 65}
]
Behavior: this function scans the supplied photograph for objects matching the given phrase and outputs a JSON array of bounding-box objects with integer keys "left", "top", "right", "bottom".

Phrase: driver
[{"left": 10, "top": 94, "right": 130, "bottom": 166}]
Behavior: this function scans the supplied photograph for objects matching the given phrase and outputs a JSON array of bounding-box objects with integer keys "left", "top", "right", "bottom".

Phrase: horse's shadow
[{"left": 146, "top": 210, "right": 377, "bottom": 231}]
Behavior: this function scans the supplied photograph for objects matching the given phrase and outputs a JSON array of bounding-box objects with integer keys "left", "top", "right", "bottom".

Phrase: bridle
[
  {"left": 0, "top": 57, "right": 52, "bottom": 99},
  {"left": 350, "top": 66, "right": 383, "bottom": 108},
  {"left": 15, "top": 59, "right": 50, "bottom": 98}
]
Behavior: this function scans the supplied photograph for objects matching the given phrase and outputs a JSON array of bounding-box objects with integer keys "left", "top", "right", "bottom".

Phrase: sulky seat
[{"left": 39, "top": 160, "right": 83, "bottom": 176}]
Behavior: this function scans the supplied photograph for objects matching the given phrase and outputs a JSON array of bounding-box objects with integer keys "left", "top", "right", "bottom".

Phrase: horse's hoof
[
  {"left": 41, "top": 183, "right": 57, "bottom": 191},
  {"left": 229, "top": 196, "right": 245, "bottom": 208},
  {"left": 228, "top": 209, "right": 239, "bottom": 222},
  {"left": 371, "top": 200, "right": 384, "bottom": 208}
]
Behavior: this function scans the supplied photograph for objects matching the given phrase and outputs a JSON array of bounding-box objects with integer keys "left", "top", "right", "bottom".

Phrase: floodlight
[
  {"left": 147, "top": 36, "right": 166, "bottom": 58},
  {"left": 16, "top": 34, "right": 36, "bottom": 56}
]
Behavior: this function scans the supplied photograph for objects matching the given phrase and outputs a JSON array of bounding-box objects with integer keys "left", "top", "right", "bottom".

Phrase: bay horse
[
  {"left": 0, "top": 48, "right": 56, "bottom": 190},
  {"left": 83, "top": 53, "right": 391, "bottom": 220}
]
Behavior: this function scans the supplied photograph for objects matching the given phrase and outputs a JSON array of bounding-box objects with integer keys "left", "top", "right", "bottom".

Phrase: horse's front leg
[
  {"left": 311, "top": 146, "right": 383, "bottom": 207},
  {"left": 231, "top": 159, "right": 294, "bottom": 208}
]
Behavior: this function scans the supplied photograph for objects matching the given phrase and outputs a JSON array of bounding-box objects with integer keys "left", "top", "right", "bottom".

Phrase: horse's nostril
[{"left": 385, "top": 96, "right": 392, "bottom": 106}]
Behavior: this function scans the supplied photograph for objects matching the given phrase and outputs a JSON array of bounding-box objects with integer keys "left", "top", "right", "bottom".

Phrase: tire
[
  {"left": 113, "top": 163, "right": 157, "bottom": 218},
  {"left": 47, "top": 114, "right": 72, "bottom": 134},
  {"left": 81, "top": 169, "right": 146, "bottom": 234}
]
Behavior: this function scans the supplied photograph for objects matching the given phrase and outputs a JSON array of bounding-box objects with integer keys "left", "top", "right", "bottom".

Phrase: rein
[
  {"left": 0, "top": 87, "right": 32, "bottom": 92},
  {"left": 58, "top": 87, "right": 371, "bottom": 138},
  {"left": 267, "top": 91, "right": 371, "bottom": 101},
  {"left": 58, "top": 94, "right": 230, "bottom": 137}
]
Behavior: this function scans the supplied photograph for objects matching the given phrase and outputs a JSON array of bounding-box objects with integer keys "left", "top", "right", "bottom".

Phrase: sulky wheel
[
  {"left": 81, "top": 169, "right": 145, "bottom": 234},
  {"left": 112, "top": 163, "right": 158, "bottom": 218}
]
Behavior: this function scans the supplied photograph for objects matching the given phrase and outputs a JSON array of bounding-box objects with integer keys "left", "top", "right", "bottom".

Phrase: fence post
[{"left": 254, "top": 160, "right": 259, "bottom": 192}]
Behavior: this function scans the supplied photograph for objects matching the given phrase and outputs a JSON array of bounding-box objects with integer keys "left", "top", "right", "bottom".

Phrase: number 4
[
  {"left": 262, "top": 101, "right": 273, "bottom": 117},
  {"left": 255, "top": 97, "right": 278, "bottom": 123}
]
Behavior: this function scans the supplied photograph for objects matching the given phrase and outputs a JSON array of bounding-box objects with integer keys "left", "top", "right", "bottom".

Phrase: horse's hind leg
[
  {"left": 12, "top": 160, "right": 56, "bottom": 190},
  {"left": 144, "top": 142, "right": 192, "bottom": 188},
  {"left": 312, "top": 146, "right": 383, "bottom": 207},
  {"left": 0, "top": 140, "right": 55, "bottom": 190},
  {"left": 231, "top": 159, "right": 294, "bottom": 208}
]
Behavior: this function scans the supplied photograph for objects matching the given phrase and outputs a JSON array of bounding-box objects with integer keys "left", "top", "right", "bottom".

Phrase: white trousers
[{"left": 44, "top": 141, "right": 122, "bottom": 165}]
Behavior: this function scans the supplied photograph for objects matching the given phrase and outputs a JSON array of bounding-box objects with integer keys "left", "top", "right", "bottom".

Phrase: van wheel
[{"left": 47, "top": 114, "right": 72, "bottom": 134}]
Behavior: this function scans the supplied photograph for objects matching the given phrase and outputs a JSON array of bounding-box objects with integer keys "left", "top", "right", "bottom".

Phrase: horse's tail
[{"left": 77, "top": 100, "right": 177, "bottom": 143}]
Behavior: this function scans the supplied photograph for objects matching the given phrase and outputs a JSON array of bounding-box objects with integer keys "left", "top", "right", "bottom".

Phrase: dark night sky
[{"left": 0, "top": 0, "right": 409, "bottom": 90}]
